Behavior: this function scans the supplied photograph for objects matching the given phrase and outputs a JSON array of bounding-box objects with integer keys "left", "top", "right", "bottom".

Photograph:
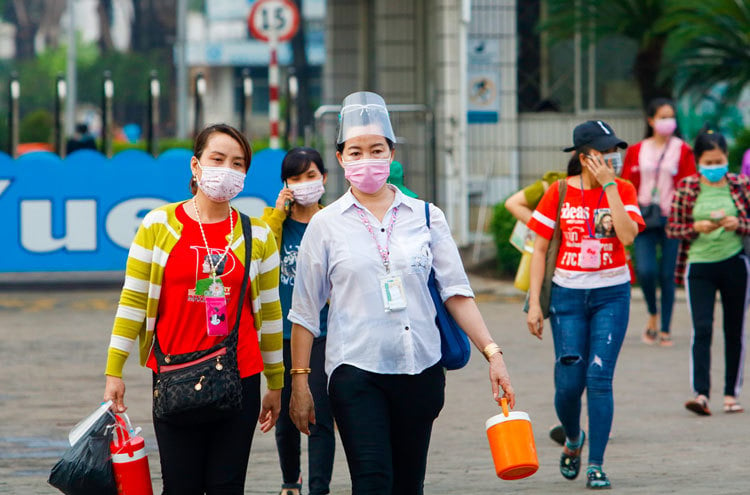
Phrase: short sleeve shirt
[
  {"left": 279, "top": 218, "right": 328, "bottom": 339},
  {"left": 526, "top": 178, "right": 645, "bottom": 289}
]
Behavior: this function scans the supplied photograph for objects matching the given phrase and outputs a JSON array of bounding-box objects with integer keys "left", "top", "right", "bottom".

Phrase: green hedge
[{"left": 489, "top": 199, "right": 522, "bottom": 277}]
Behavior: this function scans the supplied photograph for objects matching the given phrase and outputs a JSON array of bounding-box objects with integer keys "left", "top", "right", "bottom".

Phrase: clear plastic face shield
[{"left": 336, "top": 91, "right": 396, "bottom": 145}]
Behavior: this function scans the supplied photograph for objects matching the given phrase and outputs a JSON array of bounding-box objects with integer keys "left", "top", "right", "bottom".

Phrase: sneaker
[
  {"left": 586, "top": 466, "right": 611, "bottom": 489},
  {"left": 549, "top": 424, "right": 565, "bottom": 446}
]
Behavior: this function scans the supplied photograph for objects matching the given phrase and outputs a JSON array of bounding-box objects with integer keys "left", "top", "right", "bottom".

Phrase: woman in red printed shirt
[{"left": 526, "top": 120, "right": 645, "bottom": 490}]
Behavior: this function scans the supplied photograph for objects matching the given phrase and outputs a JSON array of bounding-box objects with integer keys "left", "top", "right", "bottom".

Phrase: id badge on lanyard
[
  {"left": 380, "top": 272, "right": 407, "bottom": 312},
  {"left": 196, "top": 278, "right": 229, "bottom": 336},
  {"left": 579, "top": 178, "right": 605, "bottom": 269},
  {"left": 579, "top": 237, "right": 602, "bottom": 269}
]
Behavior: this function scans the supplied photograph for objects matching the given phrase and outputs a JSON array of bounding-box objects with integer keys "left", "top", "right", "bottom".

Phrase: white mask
[
  {"left": 288, "top": 179, "right": 325, "bottom": 206},
  {"left": 196, "top": 163, "right": 246, "bottom": 202},
  {"left": 602, "top": 152, "right": 623, "bottom": 176}
]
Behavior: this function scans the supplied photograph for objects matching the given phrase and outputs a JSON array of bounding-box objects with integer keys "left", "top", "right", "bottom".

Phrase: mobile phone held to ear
[{"left": 284, "top": 181, "right": 292, "bottom": 209}]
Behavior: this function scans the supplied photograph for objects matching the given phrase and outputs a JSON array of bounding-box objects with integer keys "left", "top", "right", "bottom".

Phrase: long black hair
[
  {"left": 693, "top": 125, "right": 728, "bottom": 162},
  {"left": 644, "top": 97, "right": 680, "bottom": 139},
  {"left": 281, "top": 147, "right": 327, "bottom": 182}
]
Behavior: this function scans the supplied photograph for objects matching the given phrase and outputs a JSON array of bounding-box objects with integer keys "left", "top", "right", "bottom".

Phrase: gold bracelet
[
  {"left": 289, "top": 368, "right": 312, "bottom": 375},
  {"left": 482, "top": 343, "right": 503, "bottom": 361}
]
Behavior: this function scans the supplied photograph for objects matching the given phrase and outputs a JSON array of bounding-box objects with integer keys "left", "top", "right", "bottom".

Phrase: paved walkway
[{"left": 0, "top": 276, "right": 746, "bottom": 494}]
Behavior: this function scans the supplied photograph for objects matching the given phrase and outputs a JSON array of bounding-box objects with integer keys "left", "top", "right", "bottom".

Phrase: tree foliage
[
  {"left": 659, "top": 0, "right": 750, "bottom": 103},
  {"left": 539, "top": 0, "right": 672, "bottom": 108}
]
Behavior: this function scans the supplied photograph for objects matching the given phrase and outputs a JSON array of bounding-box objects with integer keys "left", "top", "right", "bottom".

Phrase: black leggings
[
  {"left": 686, "top": 254, "right": 749, "bottom": 398},
  {"left": 328, "top": 364, "right": 445, "bottom": 495},
  {"left": 153, "top": 374, "right": 261, "bottom": 495}
]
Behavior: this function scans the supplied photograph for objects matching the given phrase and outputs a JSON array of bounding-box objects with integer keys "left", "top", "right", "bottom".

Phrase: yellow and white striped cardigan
[{"left": 105, "top": 201, "right": 284, "bottom": 390}]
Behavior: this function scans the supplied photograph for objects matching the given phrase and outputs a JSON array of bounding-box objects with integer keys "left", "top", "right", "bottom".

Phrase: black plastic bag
[{"left": 48, "top": 409, "right": 118, "bottom": 495}]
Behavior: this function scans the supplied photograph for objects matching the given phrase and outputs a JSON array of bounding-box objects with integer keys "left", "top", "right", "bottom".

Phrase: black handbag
[{"left": 151, "top": 213, "right": 252, "bottom": 422}]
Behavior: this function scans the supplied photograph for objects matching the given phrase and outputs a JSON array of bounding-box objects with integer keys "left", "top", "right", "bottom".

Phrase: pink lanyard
[{"left": 353, "top": 205, "right": 399, "bottom": 273}]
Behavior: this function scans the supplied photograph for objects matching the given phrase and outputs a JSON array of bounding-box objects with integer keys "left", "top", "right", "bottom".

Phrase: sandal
[
  {"left": 659, "top": 333, "right": 674, "bottom": 347},
  {"left": 586, "top": 466, "right": 611, "bottom": 489},
  {"left": 685, "top": 395, "right": 711, "bottom": 416},
  {"left": 641, "top": 328, "right": 658, "bottom": 345},
  {"left": 279, "top": 475, "right": 302, "bottom": 495},
  {"left": 723, "top": 398, "right": 744, "bottom": 414},
  {"left": 559, "top": 431, "right": 585, "bottom": 480}
]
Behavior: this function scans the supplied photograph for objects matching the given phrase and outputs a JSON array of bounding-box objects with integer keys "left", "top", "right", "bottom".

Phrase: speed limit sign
[{"left": 248, "top": 0, "right": 300, "bottom": 43}]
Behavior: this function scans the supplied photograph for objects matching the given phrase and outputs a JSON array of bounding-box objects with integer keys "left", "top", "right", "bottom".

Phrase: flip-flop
[
  {"left": 685, "top": 395, "right": 711, "bottom": 416},
  {"left": 723, "top": 402, "right": 744, "bottom": 413},
  {"left": 641, "top": 328, "right": 658, "bottom": 344}
]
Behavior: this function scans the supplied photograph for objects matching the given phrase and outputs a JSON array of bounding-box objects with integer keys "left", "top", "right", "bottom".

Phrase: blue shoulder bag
[{"left": 425, "top": 202, "right": 472, "bottom": 370}]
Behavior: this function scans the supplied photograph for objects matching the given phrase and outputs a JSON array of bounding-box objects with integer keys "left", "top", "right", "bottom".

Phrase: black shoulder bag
[{"left": 152, "top": 213, "right": 252, "bottom": 423}]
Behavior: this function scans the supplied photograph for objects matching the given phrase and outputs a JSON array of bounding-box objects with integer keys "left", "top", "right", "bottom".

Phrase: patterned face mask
[
  {"left": 288, "top": 179, "right": 325, "bottom": 206},
  {"left": 196, "top": 163, "right": 246, "bottom": 202}
]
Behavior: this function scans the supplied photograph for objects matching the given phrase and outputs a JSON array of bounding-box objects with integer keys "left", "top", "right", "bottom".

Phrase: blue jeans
[
  {"left": 633, "top": 226, "right": 679, "bottom": 333},
  {"left": 549, "top": 282, "right": 630, "bottom": 466}
]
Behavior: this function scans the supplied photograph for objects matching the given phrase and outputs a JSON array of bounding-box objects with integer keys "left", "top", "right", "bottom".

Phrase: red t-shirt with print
[
  {"left": 527, "top": 178, "right": 645, "bottom": 289},
  {"left": 146, "top": 203, "right": 262, "bottom": 378}
]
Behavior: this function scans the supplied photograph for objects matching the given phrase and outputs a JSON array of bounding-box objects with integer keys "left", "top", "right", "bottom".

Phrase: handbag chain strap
[
  {"left": 649, "top": 137, "right": 672, "bottom": 202},
  {"left": 153, "top": 212, "right": 253, "bottom": 367}
]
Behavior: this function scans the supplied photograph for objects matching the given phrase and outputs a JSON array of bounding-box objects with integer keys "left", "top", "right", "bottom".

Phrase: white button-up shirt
[{"left": 288, "top": 186, "right": 474, "bottom": 378}]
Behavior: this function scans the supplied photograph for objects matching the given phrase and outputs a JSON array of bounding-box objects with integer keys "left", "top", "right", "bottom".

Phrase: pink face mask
[
  {"left": 343, "top": 157, "right": 391, "bottom": 194},
  {"left": 653, "top": 117, "right": 677, "bottom": 137}
]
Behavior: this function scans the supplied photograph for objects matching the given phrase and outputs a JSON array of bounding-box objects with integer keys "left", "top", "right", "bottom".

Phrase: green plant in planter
[{"left": 489, "top": 200, "right": 522, "bottom": 278}]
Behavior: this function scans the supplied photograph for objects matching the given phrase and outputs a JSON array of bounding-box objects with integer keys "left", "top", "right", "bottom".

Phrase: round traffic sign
[{"left": 248, "top": 0, "right": 300, "bottom": 43}]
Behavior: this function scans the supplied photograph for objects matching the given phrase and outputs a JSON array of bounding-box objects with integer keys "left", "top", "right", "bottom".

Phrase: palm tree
[
  {"left": 659, "top": 0, "right": 750, "bottom": 103},
  {"left": 538, "top": 0, "right": 672, "bottom": 109}
]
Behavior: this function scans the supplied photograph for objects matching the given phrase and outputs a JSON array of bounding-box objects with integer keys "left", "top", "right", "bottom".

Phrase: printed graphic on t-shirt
[
  {"left": 280, "top": 241, "right": 299, "bottom": 287},
  {"left": 187, "top": 245, "right": 236, "bottom": 302},
  {"left": 594, "top": 208, "right": 615, "bottom": 239}
]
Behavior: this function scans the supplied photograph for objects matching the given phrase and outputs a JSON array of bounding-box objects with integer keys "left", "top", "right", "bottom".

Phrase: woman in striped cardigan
[{"left": 103, "top": 124, "right": 284, "bottom": 494}]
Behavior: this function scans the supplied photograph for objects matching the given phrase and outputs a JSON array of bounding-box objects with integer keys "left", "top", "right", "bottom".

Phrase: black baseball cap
[{"left": 563, "top": 120, "right": 628, "bottom": 152}]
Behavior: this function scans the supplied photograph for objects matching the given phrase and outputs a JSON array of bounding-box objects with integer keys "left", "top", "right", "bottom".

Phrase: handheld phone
[{"left": 284, "top": 181, "right": 292, "bottom": 209}]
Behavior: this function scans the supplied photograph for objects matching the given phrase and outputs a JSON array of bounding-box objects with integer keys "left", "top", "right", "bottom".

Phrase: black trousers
[
  {"left": 686, "top": 253, "right": 748, "bottom": 398},
  {"left": 275, "top": 337, "right": 335, "bottom": 494},
  {"left": 153, "top": 374, "right": 261, "bottom": 495},
  {"left": 328, "top": 363, "right": 445, "bottom": 495}
]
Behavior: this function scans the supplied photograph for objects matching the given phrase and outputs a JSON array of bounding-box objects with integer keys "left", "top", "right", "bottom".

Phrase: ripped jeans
[{"left": 549, "top": 282, "right": 630, "bottom": 466}]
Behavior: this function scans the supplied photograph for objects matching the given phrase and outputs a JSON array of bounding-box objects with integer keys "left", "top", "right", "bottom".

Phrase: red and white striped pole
[{"left": 268, "top": 34, "right": 280, "bottom": 149}]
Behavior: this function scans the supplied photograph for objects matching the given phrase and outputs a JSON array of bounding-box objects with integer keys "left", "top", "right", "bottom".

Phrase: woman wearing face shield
[
  {"left": 526, "top": 121, "right": 645, "bottom": 489},
  {"left": 287, "top": 91, "right": 515, "bottom": 494},
  {"left": 622, "top": 98, "right": 696, "bottom": 346},
  {"left": 261, "top": 148, "right": 335, "bottom": 495},
  {"left": 102, "top": 124, "right": 284, "bottom": 494}
]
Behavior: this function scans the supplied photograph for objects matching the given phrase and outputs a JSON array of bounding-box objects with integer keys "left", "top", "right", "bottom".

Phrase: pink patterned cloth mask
[
  {"left": 196, "top": 163, "right": 246, "bottom": 202},
  {"left": 654, "top": 118, "right": 677, "bottom": 137},
  {"left": 288, "top": 178, "right": 325, "bottom": 206},
  {"left": 343, "top": 157, "right": 391, "bottom": 194}
]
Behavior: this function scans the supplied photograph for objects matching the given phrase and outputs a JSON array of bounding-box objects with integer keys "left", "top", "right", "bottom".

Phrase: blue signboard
[{"left": 0, "top": 148, "right": 286, "bottom": 273}]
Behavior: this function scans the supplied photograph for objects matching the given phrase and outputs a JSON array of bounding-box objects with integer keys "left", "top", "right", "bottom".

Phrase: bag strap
[
  {"left": 553, "top": 179, "right": 567, "bottom": 239},
  {"left": 153, "top": 209, "right": 253, "bottom": 364},
  {"left": 424, "top": 201, "right": 431, "bottom": 229},
  {"left": 649, "top": 137, "right": 672, "bottom": 201}
]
